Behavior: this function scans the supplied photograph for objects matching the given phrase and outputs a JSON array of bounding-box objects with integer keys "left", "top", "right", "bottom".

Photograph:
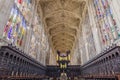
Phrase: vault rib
[
  {"left": 53, "top": 41, "right": 73, "bottom": 47},
  {"left": 51, "top": 32, "right": 75, "bottom": 42},
  {"left": 44, "top": 10, "right": 80, "bottom": 19},
  {"left": 47, "top": 22, "right": 79, "bottom": 30},
  {"left": 54, "top": 44, "right": 72, "bottom": 49},
  {"left": 52, "top": 37, "right": 74, "bottom": 43},
  {"left": 54, "top": 46, "right": 72, "bottom": 51},
  {"left": 50, "top": 30, "right": 76, "bottom": 37}
]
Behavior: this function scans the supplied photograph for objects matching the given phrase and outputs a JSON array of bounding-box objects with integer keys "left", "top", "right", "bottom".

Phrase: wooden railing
[
  {"left": 81, "top": 44, "right": 120, "bottom": 80},
  {"left": 0, "top": 44, "right": 47, "bottom": 79},
  {"left": 1, "top": 44, "right": 120, "bottom": 79},
  {"left": 46, "top": 65, "right": 81, "bottom": 78}
]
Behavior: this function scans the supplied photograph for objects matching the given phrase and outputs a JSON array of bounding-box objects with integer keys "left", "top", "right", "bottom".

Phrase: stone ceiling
[{"left": 37, "top": 0, "right": 86, "bottom": 54}]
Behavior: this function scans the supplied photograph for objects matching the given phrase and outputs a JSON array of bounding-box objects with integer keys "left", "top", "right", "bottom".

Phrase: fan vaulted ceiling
[{"left": 37, "top": 0, "right": 86, "bottom": 54}]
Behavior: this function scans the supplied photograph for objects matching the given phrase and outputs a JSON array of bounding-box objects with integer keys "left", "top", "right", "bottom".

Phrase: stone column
[
  {"left": 80, "top": 49, "right": 84, "bottom": 65},
  {"left": 87, "top": 0, "right": 101, "bottom": 54},
  {"left": 36, "top": 42, "right": 40, "bottom": 61},
  {"left": 49, "top": 49, "right": 57, "bottom": 65},
  {"left": 91, "top": 26, "right": 101, "bottom": 54},
  {"left": 24, "top": 1, "right": 36, "bottom": 54},
  {"left": 24, "top": 27, "right": 31, "bottom": 53},
  {"left": 82, "top": 23, "right": 89, "bottom": 62}
]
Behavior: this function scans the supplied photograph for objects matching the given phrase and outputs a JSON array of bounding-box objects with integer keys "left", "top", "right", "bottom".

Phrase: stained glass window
[
  {"left": 3, "top": 3, "right": 27, "bottom": 46},
  {"left": 93, "top": 0, "right": 120, "bottom": 47},
  {"left": 3, "top": 0, "right": 33, "bottom": 47}
]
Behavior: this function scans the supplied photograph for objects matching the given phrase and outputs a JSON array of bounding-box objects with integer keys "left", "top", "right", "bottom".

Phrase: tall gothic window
[
  {"left": 93, "top": 0, "right": 120, "bottom": 48},
  {"left": 3, "top": 0, "right": 32, "bottom": 47}
]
